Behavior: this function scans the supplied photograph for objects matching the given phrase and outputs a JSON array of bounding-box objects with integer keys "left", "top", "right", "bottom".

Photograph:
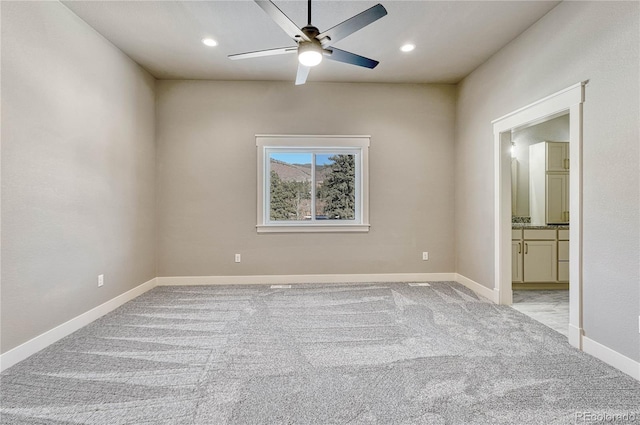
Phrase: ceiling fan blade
[
  {"left": 254, "top": 0, "right": 310, "bottom": 42},
  {"left": 228, "top": 46, "right": 297, "bottom": 60},
  {"left": 295, "top": 63, "right": 311, "bottom": 85},
  {"left": 325, "top": 47, "right": 379, "bottom": 69},
  {"left": 318, "top": 4, "right": 387, "bottom": 47}
]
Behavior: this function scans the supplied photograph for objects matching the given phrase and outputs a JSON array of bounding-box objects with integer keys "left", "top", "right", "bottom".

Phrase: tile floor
[{"left": 511, "top": 290, "right": 569, "bottom": 337}]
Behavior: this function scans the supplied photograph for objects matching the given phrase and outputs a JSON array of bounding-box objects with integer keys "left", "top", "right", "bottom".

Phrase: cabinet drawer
[
  {"left": 558, "top": 240, "right": 569, "bottom": 261},
  {"left": 558, "top": 229, "right": 569, "bottom": 240},
  {"left": 524, "top": 229, "right": 556, "bottom": 240},
  {"left": 512, "top": 229, "right": 522, "bottom": 240},
  {"left": 558, "top": 261, "right": 569, "bottom": 282}
]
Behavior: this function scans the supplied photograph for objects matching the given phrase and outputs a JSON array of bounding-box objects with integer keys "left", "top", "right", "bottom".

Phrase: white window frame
[{"left": 256, "top": 135, "right": 370, "bottom": 233}]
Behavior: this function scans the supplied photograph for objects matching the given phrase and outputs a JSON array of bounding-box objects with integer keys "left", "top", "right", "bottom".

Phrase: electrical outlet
[
  {"left": 98, "top": 274, "right": 104, "bottom": 287},
  {"left": 422, "top": 252, "right": 429, "bottom": 261},
  {"left": 235, "top": 254, "right": 241, "bottom": 263}
]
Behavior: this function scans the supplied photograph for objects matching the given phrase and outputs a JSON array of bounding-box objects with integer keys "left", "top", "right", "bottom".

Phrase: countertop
[{"left": 512, "top": 223, "right": 570, "bottom": 230}]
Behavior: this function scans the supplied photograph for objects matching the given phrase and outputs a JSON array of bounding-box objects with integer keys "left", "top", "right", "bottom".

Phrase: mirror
[{"left": 511, "top": 113, "right": 570, "bottom": 218}]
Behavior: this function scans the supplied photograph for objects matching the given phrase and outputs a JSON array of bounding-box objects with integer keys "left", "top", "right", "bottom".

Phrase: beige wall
[
  {"left": 1, "top": 2, "right": 157, "bottom": 353},
  {"left": 156, "top": 81, "right": 456, "bottom": 277},
  {"left": 456, "top": 1, "right": 639, "bottom": 360}
]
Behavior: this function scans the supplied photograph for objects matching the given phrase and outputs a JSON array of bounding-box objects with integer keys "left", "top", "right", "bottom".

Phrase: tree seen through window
[{"left": 269, "top": 153, "right": 355, "bottom": 221}]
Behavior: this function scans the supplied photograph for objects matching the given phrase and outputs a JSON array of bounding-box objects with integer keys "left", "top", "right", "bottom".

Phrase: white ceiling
[{"left": 62, "top": 0, "right": 561, "bottom": 84}]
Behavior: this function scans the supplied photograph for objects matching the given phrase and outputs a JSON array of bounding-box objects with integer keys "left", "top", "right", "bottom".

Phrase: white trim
[
  {"left": 568, "top": 323, "right": 583, "bottom": 348},
  {"left": 495, "top": 131, "right": 514, "bottom": 305},
  {"left": 157, "top": 273, "right": 457, "bottom": 286},
  {"left": 455, "top": 273, "right": 500, "bottom": 303},
  {"left": 583, "top": 336, "right": 640, "bottom": 381},
  {"left": 256, "top": 135, "right": 370, "bottom": 233},
  {"left": 0, "top": 277, "right": 157, "bottom": 372},
  {"left": 256, "top": 135, "right": 370, "bottom": 148},
  {"left": 568, "top": 102, "right": 584, "bottom": 348},
  {"left": 492, "top": 82, "right": 586, "bottom": 354},
  {"left": 492, "top": 82, "right": 584, "bottom": 128},
  {"left": 255, "top": 134, "right": 372, "bottom": 139},
  {"left": 257, "top": 224, "right": 370, "bottom": 233}
]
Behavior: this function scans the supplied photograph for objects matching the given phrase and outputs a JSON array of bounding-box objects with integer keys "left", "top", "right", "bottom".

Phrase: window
[{"left": 256, "top": 135, "right": 370, "bottom": 233}]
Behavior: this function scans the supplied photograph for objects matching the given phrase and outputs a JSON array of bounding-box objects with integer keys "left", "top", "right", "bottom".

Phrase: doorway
[{"left": 492, "top": 82, "right": 585, "bottom": 349}]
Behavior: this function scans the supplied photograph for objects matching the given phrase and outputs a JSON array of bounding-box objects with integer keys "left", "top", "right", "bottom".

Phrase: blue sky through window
[{"left": 270, "top": 153, "right": 334, "bottom": 166}]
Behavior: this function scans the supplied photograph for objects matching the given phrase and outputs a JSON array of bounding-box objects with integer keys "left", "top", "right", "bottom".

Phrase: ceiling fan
[{"left": 228, "top": 0, "right": 388, "bottom": 85}]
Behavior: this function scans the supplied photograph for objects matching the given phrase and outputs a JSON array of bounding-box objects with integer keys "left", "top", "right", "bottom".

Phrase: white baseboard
[
  {"left": 568, "top": 323, "right": 583, "bottom": 349},
  {"left": 455, "top": 273, "right": 499, "bottom": 303},
  {"left": 0, "top": 277, "right": 157, "bottom": 372},
  {"left": 157, "top": 273, "right": 457, "bottom": 286},
  {"left": 582, "top": 336, "right": 640, "bottom": 381}
]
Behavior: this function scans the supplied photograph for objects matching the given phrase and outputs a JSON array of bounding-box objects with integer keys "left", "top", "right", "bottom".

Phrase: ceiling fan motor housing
[{"left": 299, "top": 25, "right": 320, "bottom": 41}]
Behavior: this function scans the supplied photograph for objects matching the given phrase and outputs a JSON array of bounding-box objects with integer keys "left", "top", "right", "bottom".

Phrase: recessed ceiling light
[
  {"left": 202, "top": 38, "right": 218, "bottom": 47},
  {"left": 400, "top": 44, "right": 415, "bottom": 53}
]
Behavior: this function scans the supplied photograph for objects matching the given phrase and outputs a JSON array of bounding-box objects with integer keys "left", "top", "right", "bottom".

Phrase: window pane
[
  {"left": 269, "top": 153, "right": 312, "bottom": 221},
  {"left": 316, "top": 154, "right": 355, "bottom": 220}
]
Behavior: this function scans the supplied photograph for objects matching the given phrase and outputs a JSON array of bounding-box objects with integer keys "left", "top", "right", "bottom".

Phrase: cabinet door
[
  {"left": 546, "top": 173, "right": 569, "bottom": 223},
  {"left": 512, "top": 241, "right": 523, "bottom": 283},
  {"left": 523, "top": 240, "right": 557, "bottom": 282},
  {"left": 547, "top": 142, "right": 569, "bottom": 172}
]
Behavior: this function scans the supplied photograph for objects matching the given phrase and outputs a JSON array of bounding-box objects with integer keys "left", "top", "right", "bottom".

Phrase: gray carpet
[{"left": 1, "top": 282, "right": 638, "bottom": 424}]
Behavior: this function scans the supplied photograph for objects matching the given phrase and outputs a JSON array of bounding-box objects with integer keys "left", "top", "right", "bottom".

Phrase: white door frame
[{"left": 492, "top": 82, "right": 585, "bottom": 349}]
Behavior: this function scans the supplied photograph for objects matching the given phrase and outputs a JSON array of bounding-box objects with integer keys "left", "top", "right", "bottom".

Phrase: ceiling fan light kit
[
  {"left": 228, "top": 0, "right": 388, "bottom": 85},
  {"left": 298, "top": 43, "right": 323, "bottom": 67}
]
